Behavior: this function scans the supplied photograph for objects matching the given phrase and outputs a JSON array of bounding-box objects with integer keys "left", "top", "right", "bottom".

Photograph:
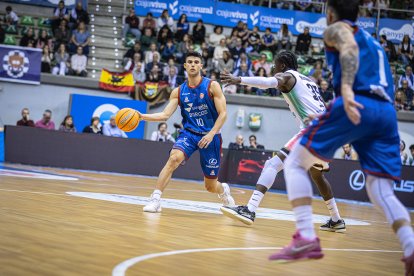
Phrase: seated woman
[
  {"left": 52, "top": 43, "right": 70, "bottom": 76},
  {"left": 69, "top": 22, "right": 91, "bottom": 56},
  {"left": 83, "top": 117, "right": 102, "bottom": 134}
]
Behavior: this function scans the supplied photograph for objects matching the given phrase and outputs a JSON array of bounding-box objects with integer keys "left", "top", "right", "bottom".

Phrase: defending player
[
  {"left": 138, "top": 51, "right": 235, "bottom": 212},
  {"left": 269, "top": 1, "right": 414, "bottom": 274},
  {"left": 220, "top": 51, "right": 345, "bottom": 233}
]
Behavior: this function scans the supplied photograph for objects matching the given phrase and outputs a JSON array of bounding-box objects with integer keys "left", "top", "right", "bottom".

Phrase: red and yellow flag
[{"left": 99, "top": 69, "right": 134, "bottom": 93}]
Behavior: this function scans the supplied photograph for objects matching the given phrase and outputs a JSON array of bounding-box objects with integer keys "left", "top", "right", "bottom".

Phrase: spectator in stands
[
  {"left": 401, "top": 79, "right": 414, "bottom": 105},
  {"left": 140, "top": 28, "right": 157, "bottom": 52},
  {"left": 133, "top": 62, "right": 146, "bottom": 83},
  {"left": 192, "top": 19, "right": 206, "bottom": 45},
  {"left": 151, "top": 122, "right": 175, "bottom": 142},
  {"left": 144, "top": 43, "right": 160, "bottom": 64},
  {"left": 175, "top": 14, "right": 189, "bottom": 42},
  {"left": 157, "top": 9, "right": 174, "bottom": 30},
  {"left": 409, "top": 144, "right": 414, "bottom": 166},
  {"left": 142, "top": 12, "right": 156, "bottom": 33},
  {"left": 400, "top": 140, "right": 409, "bottom": 165},
  {"left": 52, "top": 43, "right": 70, "bottom": 76},
  {"left": 41, "top": 45, "right": 53, "bottom": 73},
  {"left": 103, "top": 115, "right": 127, "bottom": 138},
  {"left": 163, "top": 57, "right": 179, "bottom": 77},
  {"left": 230, "top": 38, "right": 245, "bottom": 61},
  {"left": 394, "top": 89, "right": 407, "bottom": 111},
  {"left": 276, "top": 1, "right": 294, "bottom": 10},
  {"left": 145, "top": 52, "right": 162, "bottom": 74},
  {"left": 70, "top": 46, "right": 87, "bottom": 77},
  {"left": 247, "top": 26, "right": 261, "bottom": 52},
  {"left": 163, "top": 66, "right": 182, "bottom": 89},
  {"left": 295, "top": 1, "right": 313, "bottom": 11},
  {"left": 0, "top": 25, "right": 4, "bottom": 44},
  {"left": 399, "top": 65, "right": 414, "bottom": 90},
  {"left": 407, "top": 97, "right": 414, "bottom": 111},
  {"left": 260, "top": 28, "right": 276, "bottom": 52},
  {"left": 124, "top": 41, "right": 143, "bottom": 60},
  {"left": 123, "top": 46, "right": 143, "bottom": 72},
  {"left": 16, "top": 108, "right": 35, "bottom": 127},
  {"left": 233, "top": 63, "right": 254, "bottom": 94},
  {"left": 374, "top": 0, "right": 389, "bottom": 17},
  {"left": 201, "top": 48, "right": 214, "bottom": 76},
  {"left": 228, "top": 134, "right": 246, "bottom": 150},
  {"left": 399, "top": 34, "right": 413, "bottom": 66},
  {"left": 217, "top": 51, "right": 234, "bottom": 73},
  {"left": 51, "top": 0, "right": 70, "bottom": 35},
  {"left": 35, "top": 109, "right": 55, "bottom": 130},
  {"left": 248, "top": 135, "right": 265, "bottom": 150},
  {"left": 161, "top": 39, "right": 176, "bottom": 61},
  {"left": 69, "top": 22, "right": 91, "bottom": 56},
  {"left": 36, "top": 29, "right": 53, "bottom": 50},
  {"left": 295, "top": 27, "right": 312, "bottom": 55},
  {"left": 69, "top": 2, "right": 89, "bottom": 30},
  {"left": 227, "top": 29, "right": 239, "bottom": 49},
  {"left": 234, "top": 52, "right": 252, "bottom": 71},
  {"left": 238, "top": 23, "right": 250, "bottom": 44},
  {"left": 147, "top": 64, "right": 163, "bottom": 82},
  {"left": 277, "top": 24, "right": 292, "bottom": 51},
  {"left": 254, "top": 54, "right": 271, "bottom": 76},
  {"left": 213, "top": 38, "right": 229, "bottom": 65},
  {"left": 176, "top": 34, "right": 192, "bottom": 62},
  {"left": 82, "top": 116, "right": 102, "bottom": 134},
  {"left": 209, "top": 26, "right": 226, "bottom": 47},
  {"left": 59, "top": 115, "right": 77, "bottom": 133},
  {"left": 54, "top": 20, "right": 71, "bottom": 51},
  {"left": 123, "top": 9, "right": 141, "bottom": 41},
  {"left": 319, "top": 80, "right": 334, "bottom": 104},
  {"left": 157, "top": 25, "right": 174, "bottom": 52},
  {"left": 342, "top": 144, "right": 358, "bottom": 160},
  {"left": 20, "top": 27, "right": 36, "bottom": 47},
  {"left": 4, "top": 6, "right": 19, "bottom": 26},
  {"left": 380, "top": 35, "right": 396, "bottom": 61}
]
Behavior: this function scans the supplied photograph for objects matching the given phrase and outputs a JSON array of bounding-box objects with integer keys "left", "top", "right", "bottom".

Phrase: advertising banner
[
  {"left": 0, "top": 45, "right": 41, "bottom": 85},
  {"left": 69, "top": 94, "right": 147, "bottom": 139},
  {"left": 379, "top": 18, "right": 414, "bottom": 44}
]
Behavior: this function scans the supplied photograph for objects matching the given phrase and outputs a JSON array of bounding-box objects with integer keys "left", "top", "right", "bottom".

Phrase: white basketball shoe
[
  {"left": 143, "top": 192, "right": 162, "bottom": 213},
  {"left": 218, "top": 183, "right": 236, "bottom": 207}
]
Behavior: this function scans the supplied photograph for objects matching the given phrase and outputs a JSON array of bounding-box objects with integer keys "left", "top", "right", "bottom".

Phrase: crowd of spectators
[
  {"left": 0, "top": 2, "right": 90, "bottom": 77},
  {"left": 228, "top": 134, "right": 265, "bottom": 150}
]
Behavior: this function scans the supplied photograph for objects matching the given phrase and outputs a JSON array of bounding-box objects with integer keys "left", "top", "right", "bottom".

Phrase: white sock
[
  {"left": 293, "top": 205, "right": 316, "bottom": 240},
  {"left": 247, "top": 190, "right": 264, "bottom": 212},
  {"left": 152, "top": 189, "right": 162, "bottom": 200},
  {"left": 397, "top": 226, "right": 414, "bottom": 257},
  {"left": 325, "top": 198, "right": 341, "bottom": 222}
]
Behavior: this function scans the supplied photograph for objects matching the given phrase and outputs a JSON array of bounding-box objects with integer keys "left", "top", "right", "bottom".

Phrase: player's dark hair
[
  {"left": 275, "top": 50, "right": 298, "bottom": 71},
  {"left": 327, "top": 0, "right": 359, "bottom": 22},
  {"left": 185, "top": 51, "right": 202, "bottom": 61},
  {"left": 409, "top": 144, "right": 414, "bottom": 151}
]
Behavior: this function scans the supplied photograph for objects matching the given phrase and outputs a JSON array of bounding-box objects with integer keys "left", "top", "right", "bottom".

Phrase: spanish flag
[{"left": 99, "top": 69, "right": 135, "bottom": 93}]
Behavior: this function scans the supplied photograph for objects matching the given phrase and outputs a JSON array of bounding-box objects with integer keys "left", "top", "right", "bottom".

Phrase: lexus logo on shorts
[
  {"left": 208, "top": 158, "right": 218, "bottom": 165},
  {"left": 349, "top": 170, "right": 365, "bottom": 191}
]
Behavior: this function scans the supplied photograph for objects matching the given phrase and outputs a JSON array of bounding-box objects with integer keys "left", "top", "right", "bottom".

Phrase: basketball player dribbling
[
  {"left": 268, "top": 1, "right": 414, "bottom": 274},
  {"left": 138, "top": 51, "right": 235, "bottom": 213},
  {"left": 220, "top": 51, "right": 345, "bottom": 233}
]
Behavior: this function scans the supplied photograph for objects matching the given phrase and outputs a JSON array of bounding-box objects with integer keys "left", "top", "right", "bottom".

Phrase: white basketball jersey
[{"left": 281, "top": 70, "right": 326, "bottom": 129}]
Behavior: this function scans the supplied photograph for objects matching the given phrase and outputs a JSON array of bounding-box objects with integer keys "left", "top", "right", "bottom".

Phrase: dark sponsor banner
[
  {"left": 0, "top": 45, "right": 41, "bottom": 85},
  {"left": 224, "top": 150, "right": 414, "bottom": 208}
]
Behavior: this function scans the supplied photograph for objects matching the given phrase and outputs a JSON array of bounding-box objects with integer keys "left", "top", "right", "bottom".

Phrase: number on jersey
[
  {"left": 196, "top": 118, "right": 204, "bottom": 127},
  {"left": 306, "top": 83, "right": 325, "bottom": 108}
]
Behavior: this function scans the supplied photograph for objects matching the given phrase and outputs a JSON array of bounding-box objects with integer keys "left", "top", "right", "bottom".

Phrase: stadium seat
[
  {"left": 299, "top": 65, "right": 313, "bottom": 76},
  {"left": 20, "top": 16, "right": 35, "bottom": 26},
  {"left": 38, "top": 17, "right": 51, "bottom": 27},
  {"left": 5, "top": 25, "right": 18, "bottom": 34},
  {"left": 4, "top": 34, "right": 17, "bottom": 45},
  {"left": 125, "top": 37, "right": 136, "bottom": 47}
]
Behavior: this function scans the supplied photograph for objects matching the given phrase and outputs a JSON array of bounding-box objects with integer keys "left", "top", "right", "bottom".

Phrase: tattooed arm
[{"left": 324, "top": 22, "right": 364, "bottom": 125}]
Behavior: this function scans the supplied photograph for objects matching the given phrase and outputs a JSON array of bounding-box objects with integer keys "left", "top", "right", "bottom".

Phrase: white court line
[
  {"left": 0, "top": 188, "right": 65, "bottom": 196},
  {"left": 112, "top": 247, "right": 403, "bottom": 276}
]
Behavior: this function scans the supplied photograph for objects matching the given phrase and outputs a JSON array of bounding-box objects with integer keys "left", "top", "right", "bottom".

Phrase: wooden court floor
[{"left": 0, "top": 163, "right": 412, "bottom": 276}]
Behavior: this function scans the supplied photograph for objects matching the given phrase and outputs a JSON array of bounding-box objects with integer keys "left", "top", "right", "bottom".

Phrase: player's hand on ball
[
  {"left": 198, "top": 132, "right": 214, "bottom": 149},
  {"left": 220, "top": 70, "right": 241, "bottom": 85}
]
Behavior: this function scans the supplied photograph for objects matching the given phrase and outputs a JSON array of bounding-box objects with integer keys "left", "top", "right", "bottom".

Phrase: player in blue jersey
[
  {"left": 268, "top": 0, "right": 414, "bottom": 273},
  {"left": 138, "top": 51, "right": 235, "bottom": 213}
]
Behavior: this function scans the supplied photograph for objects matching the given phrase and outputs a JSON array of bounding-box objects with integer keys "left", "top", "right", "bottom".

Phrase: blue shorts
[
  {"left": 300, "top": 95, "right": 401, "bottom": 181},
  {"left": 173, "top": 129, "right": 222, "bottom": 179}
]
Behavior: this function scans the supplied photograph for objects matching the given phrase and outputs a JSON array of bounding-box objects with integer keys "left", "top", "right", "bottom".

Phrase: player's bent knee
[{"left": 168, "top": 151, "right": 185, "bottom": 167}]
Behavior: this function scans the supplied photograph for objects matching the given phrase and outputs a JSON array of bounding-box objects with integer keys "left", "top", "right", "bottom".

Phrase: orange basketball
[{"left": 115, "top": 108, "right": 140, "bottom": 132}]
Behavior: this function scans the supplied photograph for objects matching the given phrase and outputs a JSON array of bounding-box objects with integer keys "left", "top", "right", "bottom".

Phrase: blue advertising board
[
  {"left": 0, "top": 45, "right": 41, "bottom": 85},
  {"left": 135, "top": 0, "right": 411, "bottom": 42},
  {"left": 70, "top": 94, "right": 147, "bottom": 139}
]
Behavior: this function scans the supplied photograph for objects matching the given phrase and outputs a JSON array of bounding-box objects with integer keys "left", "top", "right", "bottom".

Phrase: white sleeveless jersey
[{"left": 281, "top": 70, "right": 326, "bottom": 129}]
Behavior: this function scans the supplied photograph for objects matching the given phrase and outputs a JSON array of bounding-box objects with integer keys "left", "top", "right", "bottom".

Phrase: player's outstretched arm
[
  {"left": 220, "top": 71, "right": 294, "bottom": 92},
  {"left": 139, "top": 88, "right": 179, "bottom": 122},
  {"left": 324, "top": 22, "right": 364, "bottom": 125},
  {"left": 198, "top": 81, "right": 227, "bottom": 149}
]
